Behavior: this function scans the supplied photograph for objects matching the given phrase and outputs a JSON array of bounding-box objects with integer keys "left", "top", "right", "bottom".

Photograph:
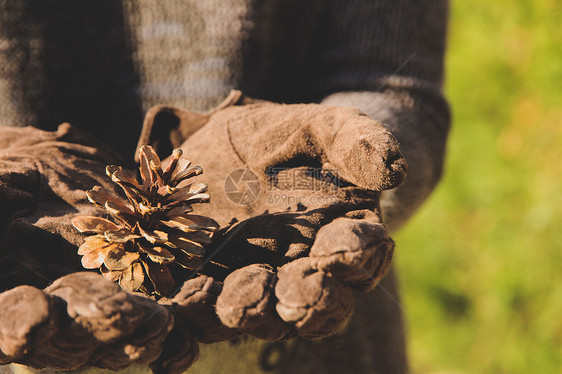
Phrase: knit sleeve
[{"left": 313, "top": 0, "right": 451, "bottom": 231}]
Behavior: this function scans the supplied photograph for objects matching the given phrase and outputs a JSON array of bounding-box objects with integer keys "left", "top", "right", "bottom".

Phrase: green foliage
[{"left": 394, "top": 0, "right": 562, "bottom": 373}]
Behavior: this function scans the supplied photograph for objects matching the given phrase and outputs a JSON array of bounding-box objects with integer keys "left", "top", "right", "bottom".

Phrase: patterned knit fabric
[{"left": 0, "top": 1, "right": 449, "bottom": 372}]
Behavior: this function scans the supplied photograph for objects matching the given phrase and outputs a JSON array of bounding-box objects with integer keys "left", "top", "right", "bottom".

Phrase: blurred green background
[{"left": 394, "top": 0, "right": 562, "bottom": 373}]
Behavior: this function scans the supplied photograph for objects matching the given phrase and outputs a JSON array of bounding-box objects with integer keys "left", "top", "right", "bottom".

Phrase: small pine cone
[{"left": 72, "top": 145, "right": 220, "bottom": 297}]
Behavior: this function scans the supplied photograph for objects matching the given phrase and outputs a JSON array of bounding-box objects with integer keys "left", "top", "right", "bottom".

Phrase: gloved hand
[
  {"left": 139, "top": 90, "right": 407, "bottom": 340},
  {"left": 0, "top": 272, "right": 185, "bottom": 372},
  {"left": 0, "top": 125, "right": 203, "bottom": 373},
  {"left": 0, "top": 88, "right": 406, "bottom": 371}
]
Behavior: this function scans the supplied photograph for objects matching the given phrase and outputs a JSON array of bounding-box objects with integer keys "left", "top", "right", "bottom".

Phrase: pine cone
[{"left": 72, "top": 145, "right": 220, "bottom": 297}]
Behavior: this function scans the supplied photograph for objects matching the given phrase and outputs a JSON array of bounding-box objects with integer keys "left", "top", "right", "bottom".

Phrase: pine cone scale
[
  {"left": 120, "top": 262, "right": 145, "bottom": 292},
  {"left": 72, "top": 216, "right": 120, "bottom": 233},
  {"left": 104, "top": 250, "right": 140, "bottom": 271}
]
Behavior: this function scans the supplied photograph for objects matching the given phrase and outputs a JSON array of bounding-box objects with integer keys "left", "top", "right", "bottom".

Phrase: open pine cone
[{"left": 72, "top": 145, "right": 220, "bottom": 297}]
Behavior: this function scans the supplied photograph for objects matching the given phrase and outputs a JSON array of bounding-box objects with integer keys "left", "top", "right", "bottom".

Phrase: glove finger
[
  {"left": 216, "top": 264, "right": 293, "bottom": 341},
  {"left": 90, "top": 295, "right": 174, "bottom": 370},
  {"left": 309, "top": 209, "right": 395, "bottom": 291},
  {"left": 222, "top": 103, "right": 406, "bottom": 191},
  {"left": 0, "top": 286, "right": 59, "bottom": 359},
  {"left": 313, "top": 107, "right": 407, "bottom": 191},
  {"left": 45, "top": 272, "right": 150, "bottom": 343},
  {"left": 168, "top": 275, "right": 238, "bottom": 343},
  {"left": 275, "top": 258, "right": 354, "bottom": 339},
  {"left": 0, "top": 282, "right": 99, "bottom": 370},
  {"left": 42, "top": 272, "right": 174, "bottom": 371}
]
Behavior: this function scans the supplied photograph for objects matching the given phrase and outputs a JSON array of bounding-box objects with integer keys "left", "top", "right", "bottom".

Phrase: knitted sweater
[{"left": 0, "top": 0, "right": 449, "bottom": 372}]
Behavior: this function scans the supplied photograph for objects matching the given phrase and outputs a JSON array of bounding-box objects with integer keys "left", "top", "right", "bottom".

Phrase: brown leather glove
[
  {"left": 0, "top": 125, "right": 199, "bottom": 373},
  {"left": 139, "top": 90, "right": 407, "bottom": 340}
]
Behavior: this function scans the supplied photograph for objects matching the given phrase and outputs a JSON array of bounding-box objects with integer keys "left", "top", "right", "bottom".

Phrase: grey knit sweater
[{"left": 0, "top": 1, "right": 449, "bottom": 372}]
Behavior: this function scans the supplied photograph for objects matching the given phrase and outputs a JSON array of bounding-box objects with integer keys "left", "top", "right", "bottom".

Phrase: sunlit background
[{"left": 394, "top": 0, "right": 562, "bottom": 373}]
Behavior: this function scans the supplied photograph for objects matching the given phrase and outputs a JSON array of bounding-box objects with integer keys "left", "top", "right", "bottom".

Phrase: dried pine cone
[{"left": 72, "top": 145, "right": 220, "bottom": 297}]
